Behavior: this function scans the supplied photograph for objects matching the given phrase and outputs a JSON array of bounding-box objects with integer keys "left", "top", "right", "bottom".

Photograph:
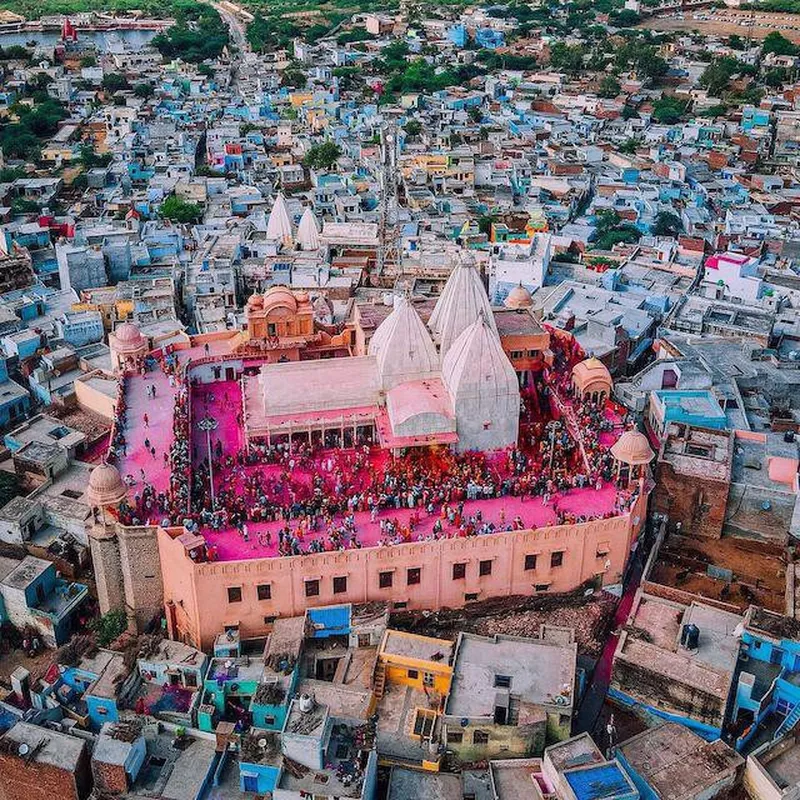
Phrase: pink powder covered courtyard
[{"left": 112, "top": 340, "right": 637, "bottom": 564}]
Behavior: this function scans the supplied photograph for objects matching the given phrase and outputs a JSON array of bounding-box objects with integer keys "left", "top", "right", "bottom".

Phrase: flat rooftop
[
  {"left": 446, "top": 633, "right": 576, "bottom": 718},
  {"left": 617, "top": 594, "right": 743, "bottom": 700},
  {"left": 618, "top": 723, "right": 743, "bottom": 800},
  {"left": 381, "top": 631, "right": 454, "bottom": 664}
]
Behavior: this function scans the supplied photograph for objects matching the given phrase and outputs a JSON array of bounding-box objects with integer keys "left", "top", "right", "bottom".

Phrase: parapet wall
[{"left": 160, "top": 490, "right": 648, "bottom": 649}]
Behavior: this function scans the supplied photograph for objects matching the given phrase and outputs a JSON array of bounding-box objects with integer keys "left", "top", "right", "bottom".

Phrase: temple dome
[
  {"left": 572, "top": 356, "right": 611, "bottom": 384},
  {"left": 429, "top": 252, "right": 496, "bottom": 357},
  {"left": 87, "top": 462, "right": 128, "bottom": 508},
  {"left": 262, "top": 286, "right": 297, "bottom": 316},
  {"left": 505, "top": 284, "right": 533, "bottom": 310},
  {"left": 442, "top": 312, "right": 520, "bottom": 452},
  {"left": 113, "top": 322, "right": 143, "bottom": 346},
  {"left": 572, "top": 356, "right": 612, "bottom": 399},
  {"left": 611, "top": 430, "right": 655, "bottom": 465},
  {"left": 296, "top": 207, "right": 321, "bottom": 251},
  {"left": 266, "top": 193, "right": 293, "bottom": 244},
  {"left": 110, "top": 322, "right": 146, "bottom": 358},
  {"left": 369, "top": 295, "right": 439, "bottom": 390},
  {"left": 442, "top": 313, "right": 518, "bottom": 407}
]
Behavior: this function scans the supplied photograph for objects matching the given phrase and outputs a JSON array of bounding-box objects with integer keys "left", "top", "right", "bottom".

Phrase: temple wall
[{"left": 159, "top": 491, "right": 647, "bottom": 649}]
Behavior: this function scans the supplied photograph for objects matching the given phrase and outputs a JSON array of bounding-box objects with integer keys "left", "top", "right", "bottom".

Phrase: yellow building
[
  {"left": 374, "top": 630, "right": 455, "bottom": 771},
  {"left": 73, "top": 287, "right": 133, "bottom": 332}
]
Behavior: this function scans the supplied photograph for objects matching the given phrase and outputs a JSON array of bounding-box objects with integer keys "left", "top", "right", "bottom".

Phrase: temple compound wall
[{"left": 159, "top": 490, "right": 648, "bottom": 649}]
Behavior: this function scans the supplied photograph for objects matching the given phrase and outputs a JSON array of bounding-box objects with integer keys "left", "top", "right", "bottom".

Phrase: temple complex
[{"left": 87, "top": 250, "right": 652, "bottom": 648}]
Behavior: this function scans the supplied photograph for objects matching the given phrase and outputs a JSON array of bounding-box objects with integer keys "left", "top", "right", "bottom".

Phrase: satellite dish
[
  {"left": 18, "top": 743, "right": 29, "bottom": 756},
  {"left": 258, "top": 738, "right": 268, "bottom": 748}
]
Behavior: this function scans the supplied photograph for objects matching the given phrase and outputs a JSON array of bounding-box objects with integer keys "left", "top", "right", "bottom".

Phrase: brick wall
[
  {"left": 92, "top": 755, "right": 128, "bottom": 795},
  {"left": 0, "top": 746, "right": 91, "bottom": 800},
  {"left": 652, "top": 460, "right": 729, "bottom": 539}
]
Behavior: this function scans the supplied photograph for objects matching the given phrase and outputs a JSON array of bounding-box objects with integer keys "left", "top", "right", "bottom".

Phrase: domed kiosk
[
  {"left": 611, "top": 430, "right": 655, "bottom": 484},
  {"left": 504, "top": 284, "right": 533, "bottom": 310},
  {"left": 109, "top": 322, "right": 147, "bottom": 374},
  {"left": 571, "top": 357, "right": 612, "bottom": 404}
]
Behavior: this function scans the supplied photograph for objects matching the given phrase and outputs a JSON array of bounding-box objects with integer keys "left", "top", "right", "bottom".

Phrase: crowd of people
[{"left": 113, "top": 332, "right": 640, "bottom": 558}]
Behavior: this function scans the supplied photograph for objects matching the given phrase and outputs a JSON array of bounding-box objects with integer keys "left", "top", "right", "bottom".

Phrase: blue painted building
[
  {"left": 0, "top": 555, "right": 88, "bottom": 647},
  {"left": 648, "top": 389, "right": 728, "bottom": 437}
]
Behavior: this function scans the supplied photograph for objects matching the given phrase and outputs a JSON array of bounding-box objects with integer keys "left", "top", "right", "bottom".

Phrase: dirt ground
[
  {"left": 390, "top": 590, "right": 617, "bottom": 659},
  {"left": 649, "top": 533, "right": 786, "bottom": 612},
  {"left": 639, "top": 10, "right": 800, "bottom": 43},
  {"left": 0, "top": 645, "right": 53, "bottom": 688}
]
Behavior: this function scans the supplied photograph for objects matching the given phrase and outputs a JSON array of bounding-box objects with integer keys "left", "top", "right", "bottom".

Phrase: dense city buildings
[{"left": 0, "top": 0, "right": 798, "bottom": 797}]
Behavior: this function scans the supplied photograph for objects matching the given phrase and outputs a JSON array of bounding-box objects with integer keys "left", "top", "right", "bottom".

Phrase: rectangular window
[
  {"left": 535, "top": 584, "right": 550, "bottom": 592},
  {"left": 407, "top": 567, "right": 421, "bottom": 585},
  {"left": 413, "top": 708, "right": 436, "bottom": 738},
  {"left": 305, "top": 579, "right": 320, "bottom": 597},
  {"left": 551, "top": 551, "right": 564, "bottom": 568},
  {"left": 473, "top": 730, "right": 489, "bottom": 745},
  {"left": 265, "top": 715, "right": 275, "bottom": 725},
  {"left": 257, "top": 584, "right": 271, "bottom": 601},
  {"left": 479, "top": 559, "right": 492, "bottom": 576},
  {"left": 379, "top": 571, "right": 393, "bottom": 589},
  {"left": 494, "top": 675, "right": 512, "bottom": 688},
  {"left": 393, "top": 601, "right": 408, "bottom": 610},
  {"left": 465, "top": 592, "right": 479, "bottom": 602},
  {"left": 264, "top": 615, "right": 277, "bottom": 625},
  {"left": 453, "top": 562, "right": 467, "bottom": 580},
  {"left": 227, "top": 586, "right": 242, "bottom": 603},
  {"left": 524, "top": 554, "right": 537, "bottom": 571},
  {"left": 333, "top": 576, "right": 347, "bottom": 594},
  {"left": 510, "top": 350, "right": 523, "bottom": 359},
  {"left": 407, "top": 669, "right": 419, "bottom": 680},
  {"left": 447, "top": 731, "right": 463, "bottom": 744}
]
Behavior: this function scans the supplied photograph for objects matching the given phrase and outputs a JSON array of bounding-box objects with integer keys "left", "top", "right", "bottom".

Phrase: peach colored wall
[
  {"left": 160, "top": 491, "right": 647, "bottom": 649},
  {"left": 75, "top": 377, "right": 115, "bottom": 421}
]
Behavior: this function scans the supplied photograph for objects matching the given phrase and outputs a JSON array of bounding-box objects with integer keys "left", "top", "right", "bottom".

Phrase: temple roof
[
  {"left": 296, "top": 207, "right": 321, "bottom": 251},
  {"left": 266, "top": 193, "right": 293, "bottom": 244},
  {"left": 442, "top": 312, "right": 517, "bottom": 403},
  {"left": 429, "top": 253, "right": 496, "bottom": 357},
  {"left": 369, "top": 295, "right": 439, "bottom": 390}
]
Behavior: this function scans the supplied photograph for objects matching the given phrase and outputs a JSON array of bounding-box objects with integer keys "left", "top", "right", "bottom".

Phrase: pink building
[{"left": 159, "top": 490, "right": 648, "bottom": 649}]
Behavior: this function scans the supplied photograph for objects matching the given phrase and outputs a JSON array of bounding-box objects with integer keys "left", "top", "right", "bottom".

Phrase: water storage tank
[
  {"left": 299, "top": 693, "right": 315, "bottom": 713},
  {"left": 681, "top": 623, "right": 700, "bottom": 650}
]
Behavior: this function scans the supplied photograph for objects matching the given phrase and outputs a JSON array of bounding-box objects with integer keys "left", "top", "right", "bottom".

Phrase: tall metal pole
[{"left": 198, "top": 415, "right": 219, "bottom": 511}]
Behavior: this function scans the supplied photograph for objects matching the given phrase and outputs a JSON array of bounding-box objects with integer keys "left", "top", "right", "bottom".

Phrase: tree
[
  {"left": 652, "top": 211, "right": 683, "bottom": 237},
  {"left": 133, "top": 83, "right": 155, "bottom": 98},
  {"left": 282, "top": 70, "right": 306, "bottom": 89},
  {"left": 765, "top": 68, "right": 788, "bottom": 88},
  {"left": 762, "top": 31, "right": 799, "bottom": 57},
  {"left": 153, "top": 4, "right": 229, "bottom": 63},
  {"left": 699, "top": 57, "right": 740, "bottom": 96},
  {"left": 651, "top": 95, "right": 687, "bottom": 124},
  {"left": 598, "top": 75, "right": 621, "bottom": 98},
  {"left": 592, "top": 209, "right": 641, "bottom": 250},
  {"left": 79, "top": 144, "right": 113, "bottom": 168},
  {"left": 404, "top": 119, "right": 422, "bottom": 137},
  {"left": 549, "top": 42, "right": 586, "bottom": 75},
  {"left": 160, "top": 194, "right": 203, "bottom": 224},
  {"left": 89, "top": 608, "right": 128, "bottom": 647},
  {"left": 727, "top": 34, "right": 745, "bottom": 50},
  {"left": 612, "top": 9, "right": 640, "bottom": 27},
  {"left": 80, "top": 55, "right": 96, "bottom": 68},
  {"left": 102, "top": 73, "right": 129, "bottom": 93},
  {"left": 303, "top": 141, "right": 341, "bottom": 171},
  {"left": 467, "top": 105, "right": 483, "bottom": 123}
]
